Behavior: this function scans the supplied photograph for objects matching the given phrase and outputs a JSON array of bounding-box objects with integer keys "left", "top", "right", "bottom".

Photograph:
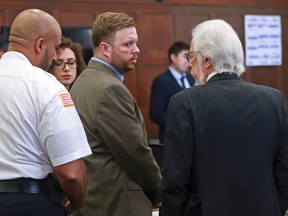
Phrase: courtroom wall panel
[{"left": 0, "top": 0, "right": 288, "bottom": 139}]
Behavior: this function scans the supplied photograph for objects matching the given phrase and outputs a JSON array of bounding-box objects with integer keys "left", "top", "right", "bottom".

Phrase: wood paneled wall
[{"left": 1, "top": 0, "right": 288, "bottom": 139}]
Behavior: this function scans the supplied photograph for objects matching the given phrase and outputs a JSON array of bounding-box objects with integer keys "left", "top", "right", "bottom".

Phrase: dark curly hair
[{"left": 49, "top": 36, "right": 86, "bottom": 85}]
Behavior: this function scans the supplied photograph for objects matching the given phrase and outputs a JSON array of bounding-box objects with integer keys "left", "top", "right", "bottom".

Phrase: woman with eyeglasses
[{"left": 49, "top": 36, "right": 86, "bottom": 91}]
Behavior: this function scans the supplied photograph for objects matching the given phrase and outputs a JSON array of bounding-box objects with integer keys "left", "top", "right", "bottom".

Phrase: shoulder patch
[{"left": 59, "top": 93, "right": 75, "bottom": 107}]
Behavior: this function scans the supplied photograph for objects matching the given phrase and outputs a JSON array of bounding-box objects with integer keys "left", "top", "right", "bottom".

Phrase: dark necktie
[{"left": 180, "top": 75, "right": 186, "bottom": 90}]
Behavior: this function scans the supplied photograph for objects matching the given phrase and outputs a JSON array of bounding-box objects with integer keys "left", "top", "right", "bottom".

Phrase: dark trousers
[{"left": 0, "top": 193, "right": 66, "bottom": 216}]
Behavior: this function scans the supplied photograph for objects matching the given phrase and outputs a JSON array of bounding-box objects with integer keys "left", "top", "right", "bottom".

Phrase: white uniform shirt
[{"left": 0, "top": 51, "right": 92, "bottom": 180}]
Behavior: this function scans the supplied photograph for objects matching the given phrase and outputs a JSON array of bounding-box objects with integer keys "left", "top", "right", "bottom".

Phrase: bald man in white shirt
[{"left": 0, "top": 9, "right": 91, "bottom": 216}]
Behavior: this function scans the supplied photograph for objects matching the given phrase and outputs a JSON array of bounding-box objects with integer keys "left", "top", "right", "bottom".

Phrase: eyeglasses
[
  {"left": 184, "top": 52, "right": 196, "bottom": 62},
  {"left": 53, "top": 59, "right": 77, "bottom": 70},
  {"left": 184, "top": 51, "right": 203, "bottom": 62}
]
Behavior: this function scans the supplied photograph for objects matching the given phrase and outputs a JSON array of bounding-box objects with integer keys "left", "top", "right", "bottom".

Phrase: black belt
[{"left": 0, "top": 178, "right": 47, "bottom": 194}]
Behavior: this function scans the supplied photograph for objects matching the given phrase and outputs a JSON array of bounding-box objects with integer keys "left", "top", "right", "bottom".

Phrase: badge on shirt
[{"left": 59, "top": 93, "right": 75, "bottom": 107}]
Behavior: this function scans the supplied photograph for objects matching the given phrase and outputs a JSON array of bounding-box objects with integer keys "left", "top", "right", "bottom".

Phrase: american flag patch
[{"left": 59, "top": 93, "right": 75, "bottom": 107}]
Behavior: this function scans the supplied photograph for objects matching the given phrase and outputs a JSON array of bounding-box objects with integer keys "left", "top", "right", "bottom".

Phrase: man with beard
[
  {"left": 70, "top": 12, "right": 161, "bottom": 216},
  {"left": 0, "top": 9, "right": 92, "bottom": 215},
  {"left": 160, "top": 19, "right": 288, "bottom": 216}
]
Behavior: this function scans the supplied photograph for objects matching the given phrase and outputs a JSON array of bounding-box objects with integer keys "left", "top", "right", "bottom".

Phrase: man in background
[
  {"left": 70, "top": 12, "right": 161, "bottom": 216},
  {"left": 149, "top": 41, "right": 194, "bottom": 144},
  {"left": 0, "top": 38, "right": 7, "bottom": 58},
  {"left": 0, "top": 9, "right": 91, "bottom": 215},
  {"left": 160, "top": 19, "right": 288, "bottom": 216}
]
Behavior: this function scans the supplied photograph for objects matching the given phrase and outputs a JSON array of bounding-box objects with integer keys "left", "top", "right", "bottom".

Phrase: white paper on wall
[{"left": 244, "top": 15, "right": 282, "bottom": 66}]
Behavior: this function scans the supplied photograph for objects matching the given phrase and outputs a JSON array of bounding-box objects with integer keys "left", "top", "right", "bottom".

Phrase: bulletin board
[{"left": 244, "top": 15, "right": 282, "bottom": 67}]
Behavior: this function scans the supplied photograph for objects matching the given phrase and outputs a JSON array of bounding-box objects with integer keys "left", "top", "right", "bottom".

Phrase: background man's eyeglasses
[{"left": 53, "top": 60, "right": 77, "bottom": 70}]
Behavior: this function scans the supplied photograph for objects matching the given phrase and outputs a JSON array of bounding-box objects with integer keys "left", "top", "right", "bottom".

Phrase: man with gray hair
[{"left": 160, "top": 19, "right": 288, "bottom": 216}]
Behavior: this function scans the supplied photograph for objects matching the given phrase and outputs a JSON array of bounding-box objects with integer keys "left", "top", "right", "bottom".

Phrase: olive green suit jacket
[{"left": 70, "top": 59, "right": 161, "bottom": 216}]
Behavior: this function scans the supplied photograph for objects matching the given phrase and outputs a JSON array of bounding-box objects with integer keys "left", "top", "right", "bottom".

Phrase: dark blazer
[
  {"left": 70, "top": 60, "right": 161, "bottom": 216},
  {"left": 149, "top": 69, "right": 195, "bottom": 143},
  {"left": 160, "top": 73, "right": 288, "bottom": 216}
]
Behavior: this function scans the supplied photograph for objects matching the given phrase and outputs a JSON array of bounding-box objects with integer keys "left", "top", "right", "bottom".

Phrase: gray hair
[{"left": 192, "top": 19, "right": 245, "bottom": 76}]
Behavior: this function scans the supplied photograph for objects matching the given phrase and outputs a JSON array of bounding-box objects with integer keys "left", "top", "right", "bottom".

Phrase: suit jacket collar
[
  {"left": 207, "top": 72, "right": 240, "bottom": 83},
  {"left": 87, "top": 59, "right": 122, "bottom": 82},
  {"left": 166, "top": 69, "right": 182, "bottom": 86}
]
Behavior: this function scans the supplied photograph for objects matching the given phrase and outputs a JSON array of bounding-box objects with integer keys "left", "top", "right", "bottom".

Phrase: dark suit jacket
[
  {"left": 70, "top": 60, "right": 161, "bottom": 216},
  {"left": 160, "top": 73, "right": 288, "bottom": 216},
  {"left": 149, "top": 69, "right": 195, "bottom": 143}
]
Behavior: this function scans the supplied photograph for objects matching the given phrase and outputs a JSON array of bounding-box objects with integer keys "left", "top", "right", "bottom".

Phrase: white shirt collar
[
  {"left": 207, "top": 71, "right": 217, "bottom": 81},
  {"left": 169, "top": 66, "right": 183, "bottom": 80},
  {"left": 2, "top": 51, "right": 32, "bottom": 65}
]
